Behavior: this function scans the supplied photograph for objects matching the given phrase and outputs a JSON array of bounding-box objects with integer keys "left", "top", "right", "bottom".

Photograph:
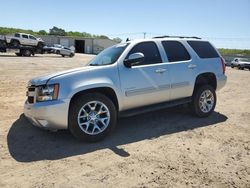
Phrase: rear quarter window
[
  {"left": 187, "top": 41, "right": 219, "bottom": 58},
  {"left": 162, "top": 41, "right": 190, "bottom": 62}
]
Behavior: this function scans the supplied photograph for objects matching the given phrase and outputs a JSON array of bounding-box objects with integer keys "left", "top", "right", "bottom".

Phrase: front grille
[
  {"left": 28, "top": 87, "right": 35, "bottom": 92},
  {"left": 28, "top": 96, "right": 34, "bottom": 103},
  {"left": 27, "top": 86, "right": 36, "bottom": 104}
]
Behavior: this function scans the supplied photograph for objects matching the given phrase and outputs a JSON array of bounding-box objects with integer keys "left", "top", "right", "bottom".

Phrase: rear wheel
[
  {"left": 22, "top": 49, "right": 32, "bottom": 57},
  {"left": 69, "top": 93, "right": 117, "bottom": 142},
  {"left": 61, "top": 55, "right": 65, "bottom": 57},
  {"left": 191, "top": 85, "right": 216, "bottom": 117}
]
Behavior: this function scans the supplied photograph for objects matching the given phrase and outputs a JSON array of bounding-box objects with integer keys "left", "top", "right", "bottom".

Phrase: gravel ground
[{"left": 0, "top": 53, "right": 249, "bottom": 188}]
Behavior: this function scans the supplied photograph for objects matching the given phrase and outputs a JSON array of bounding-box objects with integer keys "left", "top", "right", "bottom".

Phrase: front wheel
[
  {"left": 191, "top": 85, "right": 216, "bottom": 117},
  {"left": 69, "top": 93, "right": 117, "bottom": 142}
]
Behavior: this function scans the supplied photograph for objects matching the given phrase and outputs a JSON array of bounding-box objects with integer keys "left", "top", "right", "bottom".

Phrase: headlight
[{"left": 37, "top": 84, "right": 59, "bottom": 102}]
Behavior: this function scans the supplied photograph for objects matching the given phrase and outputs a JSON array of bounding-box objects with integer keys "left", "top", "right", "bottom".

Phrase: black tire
[
  {"left": 61, "top": 55, "right": 65, "bottom": 57},
  {"left": 231, "top": 65, "right": 234, "bottom": 68},
  {"left": 22, "top": 49, "right": 32, "bottom": 57},
  {"left": 11, "top": 40, "right": 20, "bottom": 47},
  {"left": 69, "top": 53, "right": 74, "bottom": 57},
  {"left": 69, "top": 93, "right": 117, "bottom": 142},
  {"left": 56, "top": 50, "right": 60, "bottom": 55},
  {"left": 190, "top": 85, "right": 216, "bottom": 118}
]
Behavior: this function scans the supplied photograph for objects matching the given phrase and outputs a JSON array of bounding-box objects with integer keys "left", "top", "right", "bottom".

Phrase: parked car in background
[
  {"left": 4, "top": 33, "right": 44, "bottom": 48},
  {"left": 24, "top": 36, "right": 227, "bottom": 142},
  {"left": 44, "top": 44, "right": 75, "bottom": 57},
  {"left": 231, "top": 58, "right": 250, "bottom": 70}
]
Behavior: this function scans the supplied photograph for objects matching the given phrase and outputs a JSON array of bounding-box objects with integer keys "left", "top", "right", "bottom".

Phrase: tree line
[{"left": 0, "top": 26, "right": 122, "bottom": 43}]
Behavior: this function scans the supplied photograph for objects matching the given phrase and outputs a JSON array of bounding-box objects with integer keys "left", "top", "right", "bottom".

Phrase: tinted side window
[
  {"left": 127, "top": 42, "right": 162, "bottom": 65},
  {"left": 162, "top": 41, "right": 190, "bottom": 62},
  {"left": 14, "top": 33, "right": 20, "bottom": 38},
  {"left": 187, "top": 41, "right": 219, "bottom": 58},
  {"left": 29, "top": 35, "right": 36, "bottom": 40},
  {"left": 22, "top": 35, "right": 28, "bottom": 39}
]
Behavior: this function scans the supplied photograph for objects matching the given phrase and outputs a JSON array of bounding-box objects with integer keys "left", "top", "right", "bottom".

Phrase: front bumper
[
  {"left": 24, "top": 99, "right": 70, "bottom": 130},
  {"left": 217, "top": 74, "right": 227, "bottom": 91}
]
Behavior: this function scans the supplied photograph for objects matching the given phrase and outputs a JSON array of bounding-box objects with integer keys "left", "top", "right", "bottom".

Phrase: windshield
[
  {"left": 89, "top": 43, "right": 129, "bottom": 66},
  {"left": 54, "top": 44, "right": 63, "bottom": 48}
]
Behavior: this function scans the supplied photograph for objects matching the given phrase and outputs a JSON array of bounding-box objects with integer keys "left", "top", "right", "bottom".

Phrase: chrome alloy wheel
[
  {"left": 199, "top": 90, "right": 215, "bottom": 113},
  {"left": 77, "top": 101, "right": 110, "bottom": 135}
]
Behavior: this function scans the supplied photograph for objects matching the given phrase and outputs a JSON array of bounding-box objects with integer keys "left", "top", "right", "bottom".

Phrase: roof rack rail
[{"left": 153, "top": 35, "right": 202, "bottom": 39}]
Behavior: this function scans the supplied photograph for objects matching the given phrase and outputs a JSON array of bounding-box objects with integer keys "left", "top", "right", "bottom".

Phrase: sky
[{"left": 1, "top": 0, "right": 250, "bottom": 49}]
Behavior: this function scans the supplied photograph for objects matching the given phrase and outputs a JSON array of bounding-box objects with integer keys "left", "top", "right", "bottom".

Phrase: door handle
[
  {"left": 155, "top": 68, "right": 167, "bottom": 74},
  {"left": 188, "top": 64, "right": 197, "bottom": 69}
]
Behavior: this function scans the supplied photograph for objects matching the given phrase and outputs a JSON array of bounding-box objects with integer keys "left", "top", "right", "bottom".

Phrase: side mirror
[{"left": 124, "top": 52, "right": 145, "bottom": 68}]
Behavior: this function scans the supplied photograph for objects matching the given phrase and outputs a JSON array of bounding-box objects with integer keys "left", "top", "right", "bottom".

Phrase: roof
[{"left": 126, "top": 37, "right": 204, "bottom": 44}]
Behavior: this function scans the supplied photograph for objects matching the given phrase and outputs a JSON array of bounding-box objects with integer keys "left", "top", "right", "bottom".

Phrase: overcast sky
[{"left": 1, "top": 0, "right": 250, "bottom": 49}]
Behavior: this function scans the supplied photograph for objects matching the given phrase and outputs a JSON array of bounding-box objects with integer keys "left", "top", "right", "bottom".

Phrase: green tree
[
  {"left": 49, "top": 26, "right": 66, "bottom": 36},
  {"left": 38, "top": 30, "right": 47, "bottom": 35},
  {"left": 113, "top": 37, "right": 122, "bottom": 43}
]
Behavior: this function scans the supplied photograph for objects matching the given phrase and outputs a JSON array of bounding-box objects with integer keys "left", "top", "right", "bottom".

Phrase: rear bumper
[
  {"left": 24, "top": 99, "right": 70, "bottom": 130},
  {"left": 217, "top": 74, "right": 227, "bottom": 91}
]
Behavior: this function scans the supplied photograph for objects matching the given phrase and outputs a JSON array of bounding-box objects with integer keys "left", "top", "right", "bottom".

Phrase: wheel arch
[
  {"left": 193, "top": 72, "right": 217, "bottom": 95},
  {"left": 10, "top": 39, "right": 20, "bottom": 44},
  {"left": 69, "top": 86, "right": 120, "bottom": 113}
]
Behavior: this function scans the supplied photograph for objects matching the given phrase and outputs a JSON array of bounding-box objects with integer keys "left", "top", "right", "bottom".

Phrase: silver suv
[{"left": 24, "top": 36, "right": 227, "bottom": 142}]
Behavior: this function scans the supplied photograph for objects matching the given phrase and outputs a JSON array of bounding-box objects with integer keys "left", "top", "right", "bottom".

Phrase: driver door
[{"left": 119, "top": 41, "right": 171, "bottom": 110}]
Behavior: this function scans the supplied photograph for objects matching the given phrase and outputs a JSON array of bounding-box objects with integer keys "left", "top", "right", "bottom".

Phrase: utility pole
[{"left": 143, "top": 32, "right": 146, "bottom": 39}]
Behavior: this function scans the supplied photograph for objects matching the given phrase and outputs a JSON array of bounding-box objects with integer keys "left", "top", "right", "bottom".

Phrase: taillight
[{"left": 220, "top": 57, "right": 226, "bottom": 74}]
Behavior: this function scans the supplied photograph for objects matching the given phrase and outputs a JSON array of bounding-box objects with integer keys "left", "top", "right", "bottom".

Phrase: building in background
[{"left": 38, "top": 35, "right": 118, "bottom": 54}]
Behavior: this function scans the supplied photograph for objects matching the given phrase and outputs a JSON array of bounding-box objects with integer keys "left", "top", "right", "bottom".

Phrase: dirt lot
[{"left": 0, "top": 53, "right": 249, "bottom": 187}]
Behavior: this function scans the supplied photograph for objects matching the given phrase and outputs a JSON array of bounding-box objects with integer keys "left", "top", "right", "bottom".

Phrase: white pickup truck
[{"left": 3, "top": 33, "right": 44, "bottom": 48}]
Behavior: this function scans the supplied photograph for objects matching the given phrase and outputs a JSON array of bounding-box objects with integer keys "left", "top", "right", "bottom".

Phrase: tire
[
  {"left": 231, "top": 65, "right": 234, "bottom": 68},
  {"left": 69, "top": 53, "right": 74, "bottom": 57},
  {"left": 69, "top": 93, "right": 117, "bottom": 142},
  {"left": 190, "top": 85, "right": 216, "bottom": 118},
  {"left": 11, "top": 40, "right": 20, "bottom": 47},
  {"left": 56, "top": 50, "right": 60, "bottom": 55},
  {"left": 61, "top": 55, "right": 65, "bottom": 57},
  {"left": 22, "top": 49, "right": 32, "bottom": 57}
]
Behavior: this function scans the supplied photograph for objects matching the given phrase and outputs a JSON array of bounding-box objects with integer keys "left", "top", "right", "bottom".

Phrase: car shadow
[{"left": 7, "top": 107, "right": 227, "bottom": 162}]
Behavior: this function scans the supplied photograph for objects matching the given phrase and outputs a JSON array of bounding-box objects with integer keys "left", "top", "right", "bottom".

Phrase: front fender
[{"left": 67, "top": 78, "right": 123, "bottom": 110}]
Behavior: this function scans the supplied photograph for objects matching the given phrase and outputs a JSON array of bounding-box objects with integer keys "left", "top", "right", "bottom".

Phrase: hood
[
  {"left": 28, "top": 66, "right": 93, "bottom": 86},
  {"left": 37, "top": 38, "right": 44, "bottom": 42}
]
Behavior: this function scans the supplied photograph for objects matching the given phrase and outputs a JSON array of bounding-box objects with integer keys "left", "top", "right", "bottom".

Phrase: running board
[{"left": 119, "top": 97, "right": 192, "bottom": 117}]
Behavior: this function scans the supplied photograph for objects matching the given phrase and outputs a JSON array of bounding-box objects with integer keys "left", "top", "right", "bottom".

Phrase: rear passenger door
[
  {"left": 119, "top": 41, "right": 171, "bottom": 109},
  {"left": 161, "top": 41, "right": 197, "bottom": 100}
]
